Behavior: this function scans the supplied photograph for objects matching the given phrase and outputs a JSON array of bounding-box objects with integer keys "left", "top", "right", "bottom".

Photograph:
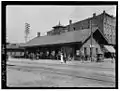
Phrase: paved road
[{"left": 7, "top": 58, "right": 115, "bottom": 87}]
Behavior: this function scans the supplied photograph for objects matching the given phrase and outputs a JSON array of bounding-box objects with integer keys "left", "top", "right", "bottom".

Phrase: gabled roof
[
  {"left": 21, "top": 28, "right": 108, "bottom": 47},
  {"left": 22, "top": 29, "right": 92, "bottom": 47}
]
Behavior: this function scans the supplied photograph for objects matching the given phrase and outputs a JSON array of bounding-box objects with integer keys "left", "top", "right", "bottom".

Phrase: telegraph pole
[
  {"left": 90, "top": 13, "right": 96, "bottom": 62},
  {"left": 90, "top": 17, "right": 93, "bottom": 62},
  {"left": 25, "top": 23, "right": 30, "bottom": 43}
]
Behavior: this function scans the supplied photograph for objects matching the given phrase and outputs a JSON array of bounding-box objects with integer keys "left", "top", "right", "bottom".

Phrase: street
[{"left": 7, "top": 58, "right": 115, "bottom": 87}]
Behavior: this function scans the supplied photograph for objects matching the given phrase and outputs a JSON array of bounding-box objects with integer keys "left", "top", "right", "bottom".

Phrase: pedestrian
[
  {"left": 60, "top": 53, "right": 64, "bottom": 63},
  {"left": 63, "top": 53, "right": 67, "bottom": 63},
  {"left": 111, "top": 53, "right": 114, "bottom": 63}
]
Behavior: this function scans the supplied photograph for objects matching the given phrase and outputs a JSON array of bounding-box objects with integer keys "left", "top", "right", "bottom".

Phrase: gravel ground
[{"left": 7, "top": 58, "right": 116, "bottom": 87}]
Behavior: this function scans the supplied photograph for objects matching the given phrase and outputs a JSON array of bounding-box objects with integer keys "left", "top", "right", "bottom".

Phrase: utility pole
[
  {"left": 90, "top": 18, "right": 93, "bottom": 62},
  {"left": 90, "top": 13, "right": 96, "bottom": 62},
  {"left": 25, "top": 23, "right": 30, "bottom": 43}
]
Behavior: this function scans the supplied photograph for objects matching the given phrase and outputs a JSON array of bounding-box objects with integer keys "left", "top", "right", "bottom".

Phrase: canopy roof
[
  {"left": 7, "top": 43, "right": 24, "bottom": 49},
  {"left": 104, "top": 45, "right": 115, "bottom": 53}
]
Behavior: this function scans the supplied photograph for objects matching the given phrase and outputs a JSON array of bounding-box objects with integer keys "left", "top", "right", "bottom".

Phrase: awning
[{"left": 104, "top": 45, "right": 115, "bottom": 53}]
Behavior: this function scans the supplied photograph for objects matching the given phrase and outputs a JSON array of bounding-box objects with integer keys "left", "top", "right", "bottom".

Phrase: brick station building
[
  {"left": 21, "top": 28, "right": 113, "bottom": 61},
  {"left": 47, "top": 11, "right": 116, "bottom": 45},
  {"left": 20, "top": 11, "right": 116, "bottom": 61}
]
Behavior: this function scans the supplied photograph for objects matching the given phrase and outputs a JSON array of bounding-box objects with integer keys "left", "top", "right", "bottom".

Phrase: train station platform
[{"left": 7, "top": 57, "right": 115, "bottom": 69}]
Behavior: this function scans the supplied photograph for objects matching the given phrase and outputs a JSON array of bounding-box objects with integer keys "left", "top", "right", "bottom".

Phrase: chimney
[
  {"left": 69, "top": 20, "right": 72, "bottom": 25},
  {"left": 103, "top": 10, "right": 106, "bottom": 14},
  {"left": 69, "top": 20, "right": 73, "bottom": 31},
  {"left": 37, "top": 32, "right": 40, "bottom": 37},
  {"left": 93, "top": 13, "right": 96, "bottom": 17}
]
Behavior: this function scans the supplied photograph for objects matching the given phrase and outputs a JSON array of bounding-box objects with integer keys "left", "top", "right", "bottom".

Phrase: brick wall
[
  {"left": 103, "top": 13, "right": 116, "bottom": 44},
  {"left": 80, "top": 37, "right": 103, "bottom": 57},
  {"left": 47, "top": 12, "right": 116, "bottom": 45},
  {"left": 66, "top": 18, "right": 90, "bottom": 32}
]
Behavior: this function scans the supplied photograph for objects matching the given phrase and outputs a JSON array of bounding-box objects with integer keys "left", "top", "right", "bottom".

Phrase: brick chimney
[
  {"left": 37, "top": 32, "right": 40, "bottom": 37},
  {"left": 92, "top": 12, "right": 97, "bottom": 27},
  {"left": 69, "top": 20, "right": 72, "bottom": 25},
  {"left": 103, "top": 10, "right": 106, "bottom": 14},
  {"left": 69, "top": 20, "right": 73, "bottom": 31},
  {"left": 93, "top": 13, "right": 96, "bottom": 17}
]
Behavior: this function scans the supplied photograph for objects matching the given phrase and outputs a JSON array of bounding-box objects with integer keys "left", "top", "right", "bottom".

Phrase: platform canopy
[
  {"left": 104, "top": 45, "right": 115, "bottom": 53},
  {"left": 7, "top": 43, "right": 25, "bottom": 49}
]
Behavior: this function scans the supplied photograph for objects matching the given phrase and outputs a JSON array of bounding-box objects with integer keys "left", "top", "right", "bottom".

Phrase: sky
[{"left": 6, "top": 5, "right": 116, "bottom": 43}]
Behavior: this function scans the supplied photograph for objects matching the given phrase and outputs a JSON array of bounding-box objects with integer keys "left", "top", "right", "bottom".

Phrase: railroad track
[
  {"left": 7, "top": 64, "right": 115, "bottom": 85},
  {"left": 7, "top": 60, "right": 115, "bottom": 70}
]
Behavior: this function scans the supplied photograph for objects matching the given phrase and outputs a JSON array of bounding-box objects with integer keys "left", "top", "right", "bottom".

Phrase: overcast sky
[{"left": 6, "top": 5, "right": 116, "bottom": 43}]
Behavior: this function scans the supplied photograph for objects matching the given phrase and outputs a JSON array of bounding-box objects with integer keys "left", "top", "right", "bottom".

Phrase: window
[
  {"left": 96, "top": 48, "right": 98, "bottom": 54},
  {"left": 81, "top": 26, "right": 83, "bottom": 29},
  {"left": 76, "top": 50, "right": 80, "bottom": 56},
  {"left": 90, "top": 47, "right": 93, "bottom": 56},
  {"left": 73, "top": 27, "right": 75, "bottom": 30},
  {"left": 88, "top": 25, "right": 89, "bottom": 28},
  {"left": 84, "top": 47, "right": 87, "bottom": 55}
]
